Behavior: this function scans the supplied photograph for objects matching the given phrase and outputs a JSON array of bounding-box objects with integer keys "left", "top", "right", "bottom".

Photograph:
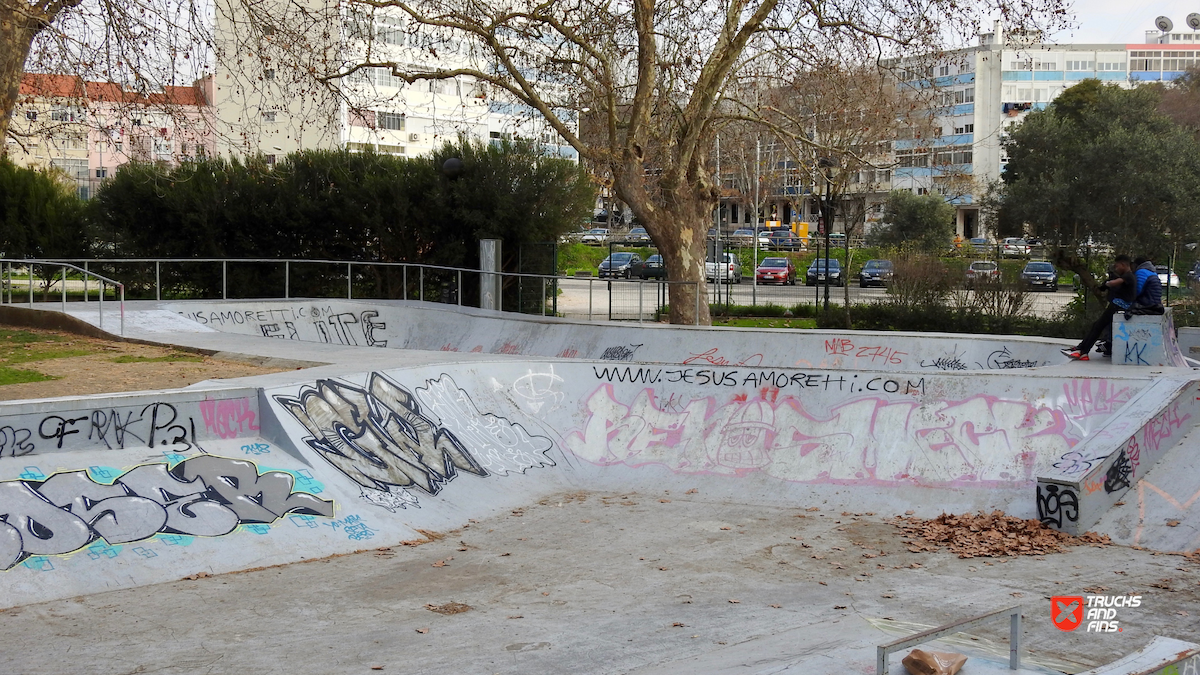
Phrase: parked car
[
  {"left": 858, "top": 259, "right": 894, "bottom": 288},
  {"left": 730, "top": 229, "right": 756, "bottom": 247},
  {"left": 598, "top": 252, "right": 643, "bottom": 278},
  {"left": 1157, "top": 265, "right": 1182, "bottom": 288},
  {"left": 968, "top": 237, "right": 992, "bottom": 252},
  {"left": 705, "top": 252, "right": 742, "bottom": 283},
  {"left": 626, "top": 227, "right": 651, "bottom": 244},
  {"left": 1189, "top": 261, "right": 1200, "bottom": 285},
  {"left": 634, "top": 254, "right": 666, "bottom": 280},
  {"left": 581, "top": 228, "right": 609, "bottom": 245},
  {"left": 805, "top": 259, "right": 843, "bottom": 286},
  {"left": 964, "top": 260, "right": 1001, "bottom": 287},
  {"left": 828, "top": 233, "right": 847, "bottom": 247},
  {"left": 757, "top": 231, "right": 771, "bottom": 249},
  {"left": 1001, "top": 237, "right": 1031, "bottom": 257},
  {"left": 767, "top": 230, "right": 803, "bottom": 251},
  {"left": 755, "top": 257, "right": 796, "bottom": 285},
  {"left": 1020, "top": 261, "right": 1058, "bottom": 291}
]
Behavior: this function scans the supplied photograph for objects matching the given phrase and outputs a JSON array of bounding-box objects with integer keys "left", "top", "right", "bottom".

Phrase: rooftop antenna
[
  {"left": 1187, "top": 13, "right": 1200, "bottom": 30},
  {"left": 1155, "top": 15, "right": 1174, "bottom": 33}
]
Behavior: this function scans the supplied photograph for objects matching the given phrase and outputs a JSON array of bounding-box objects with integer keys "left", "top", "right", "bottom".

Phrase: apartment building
[
  {"left": 893, "top": 22, "right": 1196, "bottom": 240},
  {"left": 6, "top": 74, "right": 215, "bottom": 199},
  {"left": 210, "top": 1, "right": 575, "bottom": 163}
]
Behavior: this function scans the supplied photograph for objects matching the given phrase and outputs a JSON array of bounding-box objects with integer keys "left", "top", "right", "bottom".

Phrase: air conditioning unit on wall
[{"left": 408, "top": 133, "right": 421, "bottom": 142}]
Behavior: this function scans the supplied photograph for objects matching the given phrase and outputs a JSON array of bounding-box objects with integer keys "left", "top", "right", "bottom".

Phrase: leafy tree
[
  {"left": 998, "top": 79, "right": 1200, "bottom": 295},
  {"left": 0, "top": 157, "right": 85, "bottom": 257},
  {"left": 870, "top": 190, "right": 955, "bottom": 253}
]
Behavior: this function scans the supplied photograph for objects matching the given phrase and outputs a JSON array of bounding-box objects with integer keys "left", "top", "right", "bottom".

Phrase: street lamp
[{"left": 818, "top": 157, "right": 837, "bottom": 312}]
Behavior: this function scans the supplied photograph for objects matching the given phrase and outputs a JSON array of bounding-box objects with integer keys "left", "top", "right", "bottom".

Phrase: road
[{"left": 553, "top": 277, "right": 1076, "bottom": 320}]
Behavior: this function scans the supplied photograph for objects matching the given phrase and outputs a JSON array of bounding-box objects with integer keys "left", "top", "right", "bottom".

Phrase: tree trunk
[
  {"left": 1052, "top": 247, "right": 1105, "bottom": 302},
  {"left": 0, "top": 5, "right": 40, "bottom": 149}
]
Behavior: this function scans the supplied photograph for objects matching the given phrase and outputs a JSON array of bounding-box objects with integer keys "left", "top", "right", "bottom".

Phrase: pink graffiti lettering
[
  {"left": 822, "top": 338, "right": 905, "bottom": 365},
  {"left": 682, "top": 348, "right": 763, "bottom": 367},
  {"left": 1062, "top": 380, "right": 1134, "bottom": 420},
  {"left": 199, "top": 399, "right": 260, "bottom": 439},
  {"left": 565, "top": 385, "right": 1077, "bottom": 487}
]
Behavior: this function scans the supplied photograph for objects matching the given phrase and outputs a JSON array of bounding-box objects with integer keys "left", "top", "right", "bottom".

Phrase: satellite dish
[
  {"left": 1156, "top": 15, "right": 1174, "bottom": 32},
  {"left": 1187, "top": 13, "right": 1200, "bottom": 30}
]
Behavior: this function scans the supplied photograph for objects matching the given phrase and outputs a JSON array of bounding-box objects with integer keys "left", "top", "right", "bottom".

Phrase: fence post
[
  {"left": 403, "top": 265, "right": 407, "bottom": 301},
  {"left": 638, "top": 279, "right": 643, "bottom": 323},
  {"left": 82, "top": 261, "right": 88, "bottom": 303},
  {"left": 285, "top": 260, "right": 290, "bottom": 299},
  {"left": 457, "top": 270, "right": 462, "bottom": 306},
  {"left": 541, "top": 277, "right": 546, "bottom": 316},
  {"left": 60, "top": 266, "right": 66, "bottom": 312},
  {"left": 119, "top": 284, "right": 125, "bottom": 336},
  {"left": 419, "top": 267, "right": 424, "bottom": 302},
  {"left": 28, "top": 263, "right": 33, "bottom": 308},
  {"left": 347, "top": 262, "right": 352, "bottom": 299},
  {"left": 222, "top": 260, "right": 227, "bottom": 300},
  {"left": 1010, "top": 610, "right": 1021, "bottom": 669},
  {"left": 155, "top": 261, "right": 161, "bottom": 301},
  {"left": 694, "top": 282, "right": 700, "bottom": 325},
  {"left": 98, "top": 281, "right": 103, "bottom": 330},
  {"left": 588, "top": 278, "right": 593, "bottom": 321}
]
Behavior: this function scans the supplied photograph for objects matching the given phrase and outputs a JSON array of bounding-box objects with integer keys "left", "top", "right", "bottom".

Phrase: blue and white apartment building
[{"left": 885, "top": 22, "right": 1199, "bottom": 240}]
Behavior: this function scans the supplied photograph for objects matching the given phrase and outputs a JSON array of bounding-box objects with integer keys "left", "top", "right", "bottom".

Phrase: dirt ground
[{"left": 0, "top": 326, "right": 292, "bottom": 400}]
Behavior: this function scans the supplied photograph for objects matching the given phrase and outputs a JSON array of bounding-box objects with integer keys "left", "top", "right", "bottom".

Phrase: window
[
  {"left": 1130, "top": 51, "right": 1162, "bottom": 71},
  {"left": 1009, "top": 60, "right": 1031, "bottom": 70},
  {"left": 131, "top": 118, "right": 142, "bottom": 126},
  {"left": 964, "top": 87, "right": 974, "bottom": 103},
  {"left": 262, "top": 111, "right": 276, "bottom": 122},
  {"left": 964, "top": 123, "right": 973, "bottom": 133},
  {"left": 264, "top": 69, "right": 275, "bottom": 80},
  {"left": 114, "top": 142, "right": 123, "bottom": 152},
  {"left": 1097, "top": 61, "right": 1125, "bottom": 71},
  {"left": 1066, "top": 60, "right": 1094, "bottom": 71},
  {"left": 265, "top": 154, "right": 276, "bottom": 165},
  {"left": 95, "top": 168, "right": 107, "bottom": 178},
  {"left": 916, "top": 187, "right": 929, "bottom": 195},
  {"left": 50, "top": 107, "right": 84, "bottom": 122},
  {"left": 1035, "top": 60, "right": 1057, "bottom": 70},
  {"left": 24, "top": 110, "right": 36, "bottom": 121},
  {"left": 938, "top": 65, "right": 950, "bottom": 77},
  {"left": 378, "top": 112, "right": 405, "bottom": 130},
  {"left": 428, "top": 80, "right": 443, "bottom": 94}
]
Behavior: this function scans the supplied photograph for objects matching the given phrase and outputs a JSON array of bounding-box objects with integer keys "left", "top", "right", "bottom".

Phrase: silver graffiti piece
[
  {"left": 417, "top": 374, "right": 555, "bottom": 476},
  {"left": 0, "top": 457, "right": 333, "bottom": 570},
  {"left": 275, "top": 372, "right": 489, "bottom": 494},
  {"left": 359, "top": 488, "right": 420, "bottom": 512}
]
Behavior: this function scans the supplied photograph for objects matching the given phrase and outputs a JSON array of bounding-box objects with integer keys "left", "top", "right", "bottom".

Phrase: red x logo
[{"left": 1051, "top": 596, "right": 1084, "bottom": 631}]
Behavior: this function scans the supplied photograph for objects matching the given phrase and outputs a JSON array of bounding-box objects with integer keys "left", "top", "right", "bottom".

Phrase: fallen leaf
[
  {"left": 425, "top": 602, "right": 471, "bottom": 615},
  {"left": 728, "top": 599, "right": 741, "bottom": 604},
  {"left": 769, "top": 604, "right": 782, "bottom": 608},
  {"left": 658, "top": 567, "right": 669, "bottom": 571},
  {"left": 659, "top": 499, "right": 671, "bottom": 503},
  {"left": 686, "top": 488, "right": 698, "bottom": 494},
  {"left": 416, "top": 628, "right": 429, "bottom": 634},
  {"left": 431, "top": 560, "right": 447, "bottom": 567},
  {"left": 500, "top": 553, "right": 511, "bottom": 557},
  {"left": 371, "top": 667, "right": 384, "bottom": 671},
  {"left": 1167, "top": 520, "right": 1181, "bottom": 527},
  {"left": 834, "top": 605, "right": 846, "bottom": 609},
  {"left": 720, "top": 526, "right": 731, "bottom": 531},
  {"left": 672, "top": 622, "right": 686, "bottom": 627},
  {"left": 508, "top": 615, "right": 523, "bottom": 619}
]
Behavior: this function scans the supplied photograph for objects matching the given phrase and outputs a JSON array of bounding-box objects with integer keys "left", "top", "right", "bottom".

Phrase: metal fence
[
  {"left": 25, "top": 258, "right": 704, "bottom": 324},
  {"left": 0, "top": 259, "right": 126, "bottom": 335}
]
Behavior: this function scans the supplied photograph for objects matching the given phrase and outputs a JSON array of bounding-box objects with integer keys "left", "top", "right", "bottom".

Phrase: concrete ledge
[
  {"left": 1037, "top": 376, "right": 1200, "bottom": 534},
  {"left": 1111, "top": 308, "right": 1187, "bottom": 367},
  {"left": 1074, "top": 636, "right": 1199, "bottom": 675}
]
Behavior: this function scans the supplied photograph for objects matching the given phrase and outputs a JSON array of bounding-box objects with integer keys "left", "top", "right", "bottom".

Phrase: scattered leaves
[
  {"left": 889, "top": 511, "right": 1111, "bottom": 558},
  {"left": 431, "top": 560, "right": 448, "bottom": 568},
  {"left": 685, "top": 488, "right": 698, "bottom": 494},
  {"left": 425, "top": 602, "right": 471, "bottom": 615}
]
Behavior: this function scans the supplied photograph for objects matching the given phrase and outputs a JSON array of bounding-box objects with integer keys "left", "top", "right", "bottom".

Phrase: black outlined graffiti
[
  {"left": 1037, "top": 483, "right": 1079, "bottom": 528},
  {"left": 982, "top": 347, "right": 1039, "bottom": 370},
  {"left": 1104, "top": 450, "right": 1132, "bottom": 494},
  {"left": 919, "top": 346, "right": 968, "bottom": 371},
  {"left": 416, "top": 375, "right": 555, "bottom": 476},
  {"left": 0, "top": 427, "right": 34, "bottom": 458},
  {"left": 0, "top": 456, "right": 333, "bottom": 569},
  {"left": 274, "top": 372, "right": 489, "bottom": 496},
  {"left": 600, "top": 344, "right": 643, "bottom": 361},
  {"left": 0, "top": 402, "right": 220, "bottom": 458}
]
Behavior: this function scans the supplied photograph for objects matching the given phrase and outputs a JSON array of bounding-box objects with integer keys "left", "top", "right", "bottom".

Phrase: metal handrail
[
  {"left": 38, "top": 257, "right": 702, "bottom": 325},
  {"left": 876, "top": 605, "right": 1022, "bottom": 674},
  {"left": 0, "top": 259, "right": 125, "bottom": 336}
]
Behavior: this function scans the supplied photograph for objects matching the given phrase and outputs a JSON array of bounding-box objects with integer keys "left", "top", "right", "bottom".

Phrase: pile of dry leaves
[{"left": 889, "top": 510, "right": 1111, "bottom": 558}]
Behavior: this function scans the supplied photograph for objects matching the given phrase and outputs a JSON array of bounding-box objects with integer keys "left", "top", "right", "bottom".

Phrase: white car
[
  {"left": 1001, "top": 237, "right": 1030, "bottom": 257},
  {"left": 1156, "top": 265, "right": 1182, "bottom": 288},
  {"left": 580, "top": 228, "right": 609, "bottom": 245}
]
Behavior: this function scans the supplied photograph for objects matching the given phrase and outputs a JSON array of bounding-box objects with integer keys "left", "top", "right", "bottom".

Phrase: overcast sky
[{"left": 1047, "top": 0, "right": 1200, "bottom": 43}]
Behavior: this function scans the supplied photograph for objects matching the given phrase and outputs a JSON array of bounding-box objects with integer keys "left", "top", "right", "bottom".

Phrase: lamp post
[{"left": 818, "top": 157, "right": 837, "bottom": 313}]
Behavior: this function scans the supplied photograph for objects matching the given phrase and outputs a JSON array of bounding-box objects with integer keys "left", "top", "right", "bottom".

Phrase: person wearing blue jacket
[{"left": 1130, "top": 257, "right": 1164, "bottom": 316}]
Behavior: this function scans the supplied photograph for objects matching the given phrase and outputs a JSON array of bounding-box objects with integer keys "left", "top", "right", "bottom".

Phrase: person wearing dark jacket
[
  {"left": 1130, "top": 258, "right": 1164, "bottom": 315},
  {"left": 1063, "top": 255, "right": 1135, "bottom": 361}
]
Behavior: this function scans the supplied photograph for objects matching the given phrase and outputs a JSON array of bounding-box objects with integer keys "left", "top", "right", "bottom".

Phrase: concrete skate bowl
[
  {"left": 165, "top": 298, "right": 1073, "bottom": 372},
  {"left": 0, "top": 354, "right": 1165, "bottom": 612}
]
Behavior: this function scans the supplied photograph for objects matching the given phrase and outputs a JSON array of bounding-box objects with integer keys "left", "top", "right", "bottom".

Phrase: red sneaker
[{"left": 1066, "top": 350, "right": 1089, "bottom": 361}]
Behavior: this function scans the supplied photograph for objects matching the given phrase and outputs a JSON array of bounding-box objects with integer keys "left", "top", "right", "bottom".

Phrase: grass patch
[
  {"left": 713, "top": 317, "right": 818, "bottom": 329},
  {"left": 0, "top": 329, "right": 95, "bottom": 364},
  {"left": 111, "top": 353, "right": 205, "bottom": 364},
  {"left": 0, "top": 367, "right": 56, "bottom": 386}
]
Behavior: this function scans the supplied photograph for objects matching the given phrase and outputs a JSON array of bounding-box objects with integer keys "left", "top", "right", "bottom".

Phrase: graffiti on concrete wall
[
  {"left": 0, "top": 399, "right": 259, "bottom": 458},
  {"left": 0, "top": 455, "right": 333, "bottom": 570},
  {"left": 180, "top": 305, "right": 388, "bottom": 348},
  {"left": 1037, "top": 483, "right": 1079, "bottom": 528},
  {"left": 274, "top": 372, "right": 554, "bottom": 508},
  {"left": 565, "top": 384, "right": 1077, "bottom": 486}
]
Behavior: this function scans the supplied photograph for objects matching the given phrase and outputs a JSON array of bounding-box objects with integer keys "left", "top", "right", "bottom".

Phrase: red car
[{"left": 755, "top": 257, "right": 797, "bottom": 285}]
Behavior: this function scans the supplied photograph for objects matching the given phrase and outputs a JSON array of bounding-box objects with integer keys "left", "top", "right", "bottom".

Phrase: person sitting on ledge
[
  {"left": 1129, "top": 256, "right": 1165, "bottom": 317},
  {"left": 1062, "top": 255, "right": 1134, "bottom": 361}
]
